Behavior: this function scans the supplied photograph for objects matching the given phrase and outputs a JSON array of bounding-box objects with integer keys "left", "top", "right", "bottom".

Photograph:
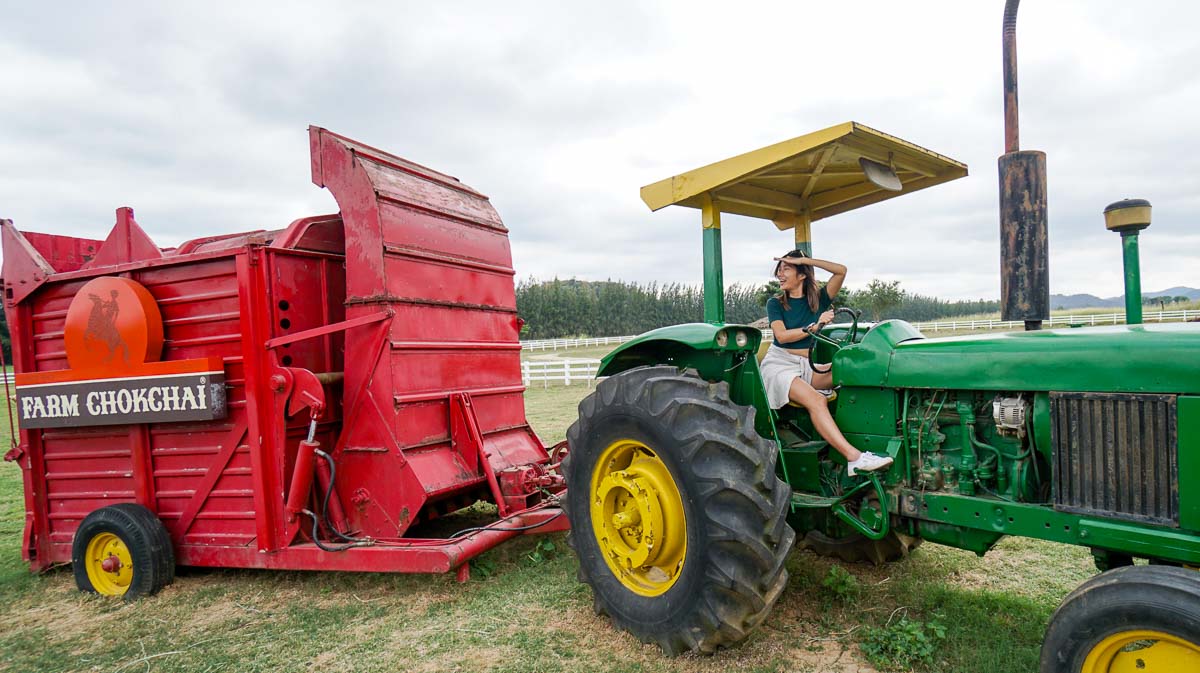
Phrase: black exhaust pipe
[{"left": 998, "top": 0, "right": 1049, "bottom": 330}]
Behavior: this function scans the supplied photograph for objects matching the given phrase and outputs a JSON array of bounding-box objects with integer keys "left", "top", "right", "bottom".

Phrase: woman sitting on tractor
[{"left": 761, "top": 249, "right": 894, "bottom": 475}]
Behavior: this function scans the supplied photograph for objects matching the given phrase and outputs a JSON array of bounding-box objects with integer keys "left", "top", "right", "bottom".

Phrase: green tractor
[{"left": 561, "top": 8, "right": 1200, "bottom": 671}]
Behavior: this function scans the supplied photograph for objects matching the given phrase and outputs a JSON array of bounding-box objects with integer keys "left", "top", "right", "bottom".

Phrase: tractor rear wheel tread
[{"left": 564, "top": 365, "right": 794, "bottom": 655}]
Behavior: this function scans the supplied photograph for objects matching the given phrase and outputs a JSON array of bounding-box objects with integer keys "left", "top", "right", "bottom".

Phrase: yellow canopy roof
[{"left": 640, "top": 122, "right": 967, "bottom": 227}]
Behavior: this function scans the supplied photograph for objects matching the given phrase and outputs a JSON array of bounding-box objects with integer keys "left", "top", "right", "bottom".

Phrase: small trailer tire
[
  {"left": 72, "top": 503, "right": 176, "bottom": 599},
  {"left": 1040, "top": 564, "right": 1200, "bottom": 672},
  {"left": 564, "top": 366, "right": 795, "bottom": 655}
]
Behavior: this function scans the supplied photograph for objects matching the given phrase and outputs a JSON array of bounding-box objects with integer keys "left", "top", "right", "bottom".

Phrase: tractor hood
[{"left": 837, "top": 321, "right": 1200, "bottom": 394}]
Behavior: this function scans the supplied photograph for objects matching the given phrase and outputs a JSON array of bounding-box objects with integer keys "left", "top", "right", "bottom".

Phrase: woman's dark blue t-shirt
[{"left": 765, "top": 286, "right": 832, "bottom": 349}]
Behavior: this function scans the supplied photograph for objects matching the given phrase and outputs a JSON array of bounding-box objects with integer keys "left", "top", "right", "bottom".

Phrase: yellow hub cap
[
  {"left": 1083, "top": 630, "right": 1200, "bottom": 672},
  {"left": 590, "top": 439, "right": 687, "bottom": 597},
  {"left": 84, "top": 532, "right": 134, "bottom": 596}
]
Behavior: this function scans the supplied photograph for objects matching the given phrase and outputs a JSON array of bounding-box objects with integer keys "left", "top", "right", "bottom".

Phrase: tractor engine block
[{"left": 905, "top": 390, "right": 1046, "bottom": 503}]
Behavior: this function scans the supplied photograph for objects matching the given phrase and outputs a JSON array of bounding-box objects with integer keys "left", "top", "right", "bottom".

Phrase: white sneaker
[{"left": 847, "top": 452, "right": 894, "bottom": 476}]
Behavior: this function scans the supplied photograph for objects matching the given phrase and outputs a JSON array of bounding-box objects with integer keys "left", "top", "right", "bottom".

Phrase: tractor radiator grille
[{"left": 1050, "top": 392, "right": 1178, "bottom": 527}]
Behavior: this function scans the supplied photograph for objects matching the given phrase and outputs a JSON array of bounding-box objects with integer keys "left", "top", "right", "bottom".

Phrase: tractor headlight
[
  {"left": 734, "top": 330, "right": 749, "bottom": 348},
  {"left": 715, "top": 330, "right": 728, "bottom": 347}
]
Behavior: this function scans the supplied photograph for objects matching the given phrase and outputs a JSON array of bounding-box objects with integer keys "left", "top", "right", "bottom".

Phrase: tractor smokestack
[
  {"left": 998, "top": 0, "right": 1049, "bottom": 330},
  {"left": 1002, "top": 0, "right": 1019, "bottom": 154}
]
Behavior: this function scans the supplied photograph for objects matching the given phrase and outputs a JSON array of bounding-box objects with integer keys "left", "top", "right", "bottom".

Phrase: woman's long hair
[{"left": 774, "top": 249, "right": 820, "bottom": 312}]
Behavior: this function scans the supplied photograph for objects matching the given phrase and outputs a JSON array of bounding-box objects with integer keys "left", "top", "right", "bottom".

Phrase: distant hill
[
  {"left": 1050, "top": 286, "right": 1200, "bottom": 310},
  {"left": 1149, "top": 286, "right": 1200, "bottom": 300}
]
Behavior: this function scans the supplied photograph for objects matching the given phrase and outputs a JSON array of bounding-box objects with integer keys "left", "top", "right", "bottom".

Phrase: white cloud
[{"left": 1, "top": 0, "right": 1196, "bottom": 301}]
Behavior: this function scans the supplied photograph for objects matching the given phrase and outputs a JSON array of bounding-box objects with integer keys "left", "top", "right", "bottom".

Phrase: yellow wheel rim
[
  {"left": 84, "top": 532, "right": 134, "bottom": 596},
  {"left": 590, "top": 438, "right": 687, "bottom": 597},
  {"left": 1082, "top": 630, "right": 1200, "bottom": 672}
]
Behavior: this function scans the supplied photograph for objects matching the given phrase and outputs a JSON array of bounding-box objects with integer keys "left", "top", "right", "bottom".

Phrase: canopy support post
[
  {"left": 794, "top": 210, "right": 813, "bottom": 256},
  {"left": 700, "top": 193, "right": 725, "bottom": 324}
]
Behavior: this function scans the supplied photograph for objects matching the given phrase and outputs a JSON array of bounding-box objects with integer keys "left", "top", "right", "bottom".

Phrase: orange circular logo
[{"left": 64, "top": 277, "right": 164, "bottom": 371}]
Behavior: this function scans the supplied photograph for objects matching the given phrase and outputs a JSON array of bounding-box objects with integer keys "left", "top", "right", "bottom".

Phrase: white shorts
[{"left": 760, "top": 344, "right": 830, "bottom": 409}]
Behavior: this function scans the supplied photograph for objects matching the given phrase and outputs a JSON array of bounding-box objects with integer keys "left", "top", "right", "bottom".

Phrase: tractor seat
[{"left": 755, "top": 341, "right": 770, "bottom": 363}]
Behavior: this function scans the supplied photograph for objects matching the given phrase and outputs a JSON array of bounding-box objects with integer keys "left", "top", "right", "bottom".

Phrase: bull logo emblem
[
  {"left": 85, "top": 289, "right": 131, "bottom": 364},
  {"left": 62, "top": 277, "right": 164, "bottom": 373}
]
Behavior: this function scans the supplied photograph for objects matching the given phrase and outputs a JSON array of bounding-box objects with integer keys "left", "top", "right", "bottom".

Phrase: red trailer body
[{"left": 1, "top": 127, "right": 565, "bottom": 585}]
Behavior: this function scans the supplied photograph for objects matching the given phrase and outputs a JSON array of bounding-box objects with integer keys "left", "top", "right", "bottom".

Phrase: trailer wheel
[
  {"left": 1040, "top": 565, "right": 1200, "bottom": 672},
  {"left": 564, "top": 365, "right": 795, "bottom": 655},
  {"left": 72, "top": 503, "right": 175, "bottom": 599},
  {"left": 800, "top": 529, "right": 921, "bottom": 565}
]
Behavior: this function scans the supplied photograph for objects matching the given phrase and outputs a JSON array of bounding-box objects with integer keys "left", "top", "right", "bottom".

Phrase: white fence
[
  {"left": 521, "top": 335, "right": 636, "bottom": 352},
  {"left": 913, "top": 309, "right": 1200, "bottom": 333},
  {"left": 521, "top": 359, "right": 602, "bottom": 387}
]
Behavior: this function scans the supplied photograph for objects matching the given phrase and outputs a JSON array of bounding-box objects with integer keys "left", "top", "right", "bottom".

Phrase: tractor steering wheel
[
  {"left": 807, "top": 307, "right": 862, "bottom": 374},
  {"left": 810, "top": 307, "right": 862, "bottom": 351}
]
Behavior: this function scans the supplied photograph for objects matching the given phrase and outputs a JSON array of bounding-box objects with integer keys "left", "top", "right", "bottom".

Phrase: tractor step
[
  {"left": 791, "top": 492, "right": 840, "bottom": 509},
  {"left": 785, "top": 439, "right": 828, "bottom": 454}
]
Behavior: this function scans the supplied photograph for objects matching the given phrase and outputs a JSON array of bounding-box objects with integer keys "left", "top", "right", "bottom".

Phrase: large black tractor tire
[
  {"left": 564, "top": 366, "right": 795, "bottom": 655},
  {"left": 1040, "top": 564, "right": 1200, "bottom": 672},
  {"left": 72, "top": 503, "right": 175, "bottom": 599},
  {"left": 799, "top": 529, "right": 921, "bottom": 566}
]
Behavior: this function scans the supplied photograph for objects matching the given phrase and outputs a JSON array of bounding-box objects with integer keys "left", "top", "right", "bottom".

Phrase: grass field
[
  {"left": 521, "top": 345, "right": 615, "bottom": 361},
  {"left": 0, "top": 387, "right": 1096, "bottom": 673},
  {"left": 938, "top": 298, "right": 1200, "bottom": 324}
]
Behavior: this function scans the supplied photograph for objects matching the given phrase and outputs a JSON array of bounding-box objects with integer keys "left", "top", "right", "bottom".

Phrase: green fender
[
  {"left": 598, "top": 323, "right": 776, "bottom": 439},
  {"left": 598, "top": 322, "right": 761, "bottom": 377}
]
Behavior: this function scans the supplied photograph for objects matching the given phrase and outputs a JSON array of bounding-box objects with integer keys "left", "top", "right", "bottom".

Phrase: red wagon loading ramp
[{"left": 2, "top": 127, "right": 565, "bottom": 589}]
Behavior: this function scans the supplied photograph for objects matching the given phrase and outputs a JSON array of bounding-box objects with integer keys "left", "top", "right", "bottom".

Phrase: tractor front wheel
[
  {"left": 72, "top": 503, "right": 175, "bottom": 599},
  {"left": 564, "top": 366, "right": 794, "bottom": 655},
  {"left": 1040, "top": 564, "right": 1200, "bottom": 672}
]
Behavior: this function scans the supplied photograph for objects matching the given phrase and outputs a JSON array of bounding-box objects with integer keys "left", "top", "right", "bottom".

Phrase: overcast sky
[{"left": 2, "top": 1, "right": 1197, "bottom": 300}]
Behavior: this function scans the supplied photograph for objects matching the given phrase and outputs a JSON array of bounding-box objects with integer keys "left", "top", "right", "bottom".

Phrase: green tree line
[
  {"left": 1141, "top": 295, "right": 1192, "bottom": 307},
  {"left": 515, "top": 278, "right": 767, "bottom": 339},
  {"left": 516, "top": 277, "right": 1000, "bottom": 339},
  {"left": 849, "top": 279, "right": 1000, "bottom": 322}
]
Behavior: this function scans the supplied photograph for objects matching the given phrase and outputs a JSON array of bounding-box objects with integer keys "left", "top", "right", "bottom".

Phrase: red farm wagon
[{"left": 1, "top": 127, "right": 567, "bottom": 597}]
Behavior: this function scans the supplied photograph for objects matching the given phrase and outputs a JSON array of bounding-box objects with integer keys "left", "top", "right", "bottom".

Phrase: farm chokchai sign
[{"left": 15, "top": 276, "right": 226, "bottom": 428}]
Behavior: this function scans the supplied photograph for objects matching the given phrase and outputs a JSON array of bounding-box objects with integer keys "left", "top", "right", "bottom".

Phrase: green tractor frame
[{"left": 561, "top": 6, "right": 1200, "bottom": 671}]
